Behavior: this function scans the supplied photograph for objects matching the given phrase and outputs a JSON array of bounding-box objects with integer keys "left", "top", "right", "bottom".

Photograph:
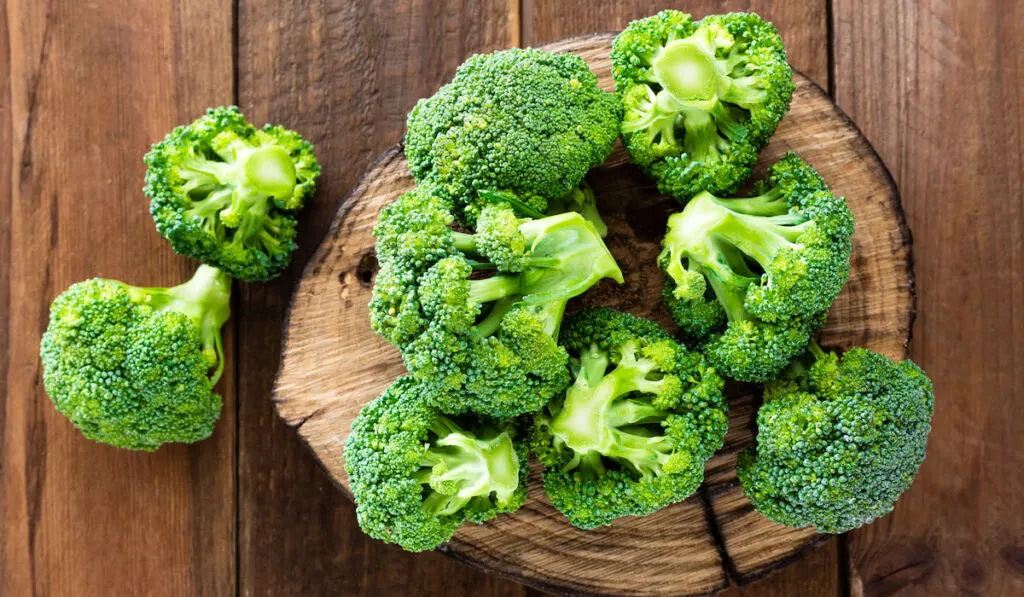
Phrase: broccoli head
[
  {"left": 612, "top": 11, "right": 794, "bottom": 201},
  {"left": 659, "top": 153, "right": 853, "bottom": 381},
  {"left": 530, "top": 308, "right": 727, "bottom": 529},
  {"left": 370, "top": 186, "right": 622, "bottom": 416},
  {"left": 40, "top": 265, "right": 232, "bottom": 451},
  {"left": 737, "top": 342, "right": 934, "bottom": 533},
  {"left": 344, "top": 376, "right": 528, "bottom": 552},
  {"left": 145, "top": 106, "right": 321, "bottom": 281},
  {"left": 405, "top": 48, "right": 622, "bottom": 226}
]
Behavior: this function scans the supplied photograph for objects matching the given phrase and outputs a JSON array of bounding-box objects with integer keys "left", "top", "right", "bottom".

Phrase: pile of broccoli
[
  {"left": 41, "top": 108, "right": 320, "bottom": 451},
  {"left": 37, "top": 8, "right": 935, "bottom": 556},
  {"left": 350, "top": 11, "right": 933, "bottom": 553}
]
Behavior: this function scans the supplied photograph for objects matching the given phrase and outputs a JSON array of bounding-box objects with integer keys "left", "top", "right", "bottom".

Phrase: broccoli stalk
[
  {"left": 531, "top": 308, "right": 727, "bottom": 529},
  {"left": 658, "top": 153, "right": 854, "bottom": 382},
  {"left": 418, "top": 416, "right": 522, "bottom": 517},
  {"left": 128, "top": 264, "right": 232, "bottom": 383},
  {"left": 40, "top": 265, "right": 232, "bottom": 450}
]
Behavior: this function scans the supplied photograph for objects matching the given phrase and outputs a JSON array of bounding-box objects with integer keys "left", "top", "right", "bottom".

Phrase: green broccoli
[
  {"left": 405, "top": 48, "right": 623, "bottom": 226},
  {"left": 737, "top": 342, "right": 934, "bottom": 533},
  {"left": 611, "top": 11, "right": 794, "bottom": 202},
  {"left": 658, "top": 153, "right": 853, "bottom": 382},
  {"left": 344, "top": 376, "right": 528, "bottom": 552},
  {"left": 40, "top": 265, "right": 232, "bottom": 451},
  {"left": 145, "top": 106, "right": 321, "bottom": 281},
  {"left": 530, "top": 308, "right": 727, "bottom": 529},
  {"left": 545, "top": 180, "right": 608, "bottom": 238},
  {"left": 370, "top": 186, "right": 622, "bottom": 417}
]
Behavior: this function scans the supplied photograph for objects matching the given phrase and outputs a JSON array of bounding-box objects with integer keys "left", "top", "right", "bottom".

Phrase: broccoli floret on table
[
  {"left": 659, "top": 153, "right": 854, "bottom": 381},
  {"left": 405, "top": 48, "right": 622, "bottom": 227},
  {"left": 40, "top": 265, "right": 231, "bottom": 450},
  {"left": 530, "top": 308, "right": 727, "bottom": 529},
  {"left": 370, "top": 185, "right": 622, "bottom": 417},
  {"left": 145, "top": 106, "right": 320, "bottom": 281},
  {"left": 738, "top": 342, "right": 934, "bottom": 533},
  {"left": 344, "top": 377, "right": 528, "bottom": 552},
  {"left": 612, "top": 11, "right": 794, "bottom": 201}
]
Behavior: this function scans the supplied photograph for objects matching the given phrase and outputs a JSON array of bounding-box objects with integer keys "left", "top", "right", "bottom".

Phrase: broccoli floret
[
  {"left": 39, "top": 265, "right": 231, "bottom": 451},
  {"left": 370, "top": 187, "right": 622, "bottom": 416},
  {"left": 145, "top": 106, "right": 321, "bottom": 281},
  {"left": 659, "top": 154, "right": 853, "bottom": 381},
  {"left": 612, "top": 11, "right": 794, "bottom": 201},
  {"left": 530, "top": 308, "right": 727, "bottom": 529},
  {"left": 405, "top": 48, "right": 623, "bottom": 226},
  {"left": 344, "top": 377, "right": 528, "bottom": 552},
  {"left": 737, "top": 342, "right": 934, "bottom": 533}
]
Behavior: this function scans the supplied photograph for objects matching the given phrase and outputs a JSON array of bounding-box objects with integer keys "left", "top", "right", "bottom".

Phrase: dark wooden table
[{"left": 2, "top": 1, "right": 1021, "bottom": 595}]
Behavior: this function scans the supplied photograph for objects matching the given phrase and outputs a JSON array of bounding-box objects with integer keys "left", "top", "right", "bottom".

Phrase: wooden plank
[
  {"left": 833, "top": 1, "right": 1024, "bottom": 596},
  {"left": 524, "top": 0, "right": 829, "bottom": 89},
  {"left": 0, "top": 0, "right": 235, "bottom": 595},
  {"left": 524, "top": 3, "right": 840, "bottom": 595},
  {"left": 233, "top": 1, "right": 535, "bottom": 595}
]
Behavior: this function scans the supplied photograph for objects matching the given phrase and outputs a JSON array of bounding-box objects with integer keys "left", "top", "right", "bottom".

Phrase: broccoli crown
[
  {"left": 405, "top": 48, "right": 623, "bottom": 226},
  {"left": 530, "top": 308, "right": 727, "bottom": 529},
  {"left": 344, "top": 377, "right": 528, "bottom": 552},
  {"left": 369, "top": 187, "right": 622, "bottom": 416},
  {"left": 737, "top": 344, "right": 934, "bottom": 533},
  {"left": 145, "top": 106, "right": 321, "bottom": 281},
  {"left": 658, "top": 153, "right": 853, "bottom": 382},
  {"left": 612, "top": 11, "right": 794, "bottom": 201},
  {"left": 39, "top": 265, "right": 232, "bottom": 450}
]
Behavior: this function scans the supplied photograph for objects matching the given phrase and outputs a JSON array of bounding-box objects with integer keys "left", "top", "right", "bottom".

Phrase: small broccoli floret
[
  {"left": 737, "top": 342, "right": 934, "bottom": 533},
  {"left": 658, "top": 154, "right": 853, "bottom": 381},
  {"left": 530, "top": 308, "right": 727, "bottom": 529},
  {"left": 612, "top": 11, "right": 794, "bottom": 201},
  {"left": 40, "top": 265, "right": 232, "bottom": 451},
  {"left": 145, "top": 106, "right": 321, "bottom": 281},
  {"left": 405, "top": 48, "right": 623, "bottom": 226},
  {"left": 344, "top": 377, "right": 528, "bottom": 552},
  {"left": 369, "top": 187, "right": 622, "bottom": 416}
]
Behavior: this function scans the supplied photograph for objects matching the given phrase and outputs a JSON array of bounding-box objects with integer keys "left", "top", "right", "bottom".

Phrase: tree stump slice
[{"left": 273, "top": 33, "right": 913, "bottom": 597}]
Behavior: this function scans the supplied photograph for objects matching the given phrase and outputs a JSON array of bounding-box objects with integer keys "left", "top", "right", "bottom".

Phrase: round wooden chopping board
[{"left": 272, "top": 33, "right": 913, "bottom": 597}]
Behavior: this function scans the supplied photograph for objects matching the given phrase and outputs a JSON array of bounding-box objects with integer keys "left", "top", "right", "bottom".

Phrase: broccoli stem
[
  {"left": 451, "top": 231, "right": 478, "bottom": 254},
  {"left": 473, "top": 297, "right": 518, "bottom": 338},
  {"left": 467, "top": 274, "right": 522, "bottom": 305},
  {"left": 550, "top": 341, "right": 665, "bottom": 460},
  {"left": 418, "top": 419, "right": 520, "bottom": 516},
  {"left": 129, "top": 265, "right": 232, "bottom": 384}
]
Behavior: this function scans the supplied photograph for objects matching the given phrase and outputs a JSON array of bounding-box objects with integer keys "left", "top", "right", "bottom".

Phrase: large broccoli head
[
  {"left": 612, "top": 11, "right": 794, "bottom": 201},
  {"left": 405, "top": 48, "right": 623, "bottom": 226},
  {"left": 738, "top": 344, "right": 934, "bottom": 533},
  {"left": 658, "top": 153, "right": 853, "bottom": 381},
  {"left": 344, "top": 377, "right": 528, "bottom": 552},
  {"left": 530, "top": 308, "right": 727, "bottom": 529},
  {"left": 40, "top": 265, "right": 232, "bottom": 450},
  {"left": 369, "top": 186, "right": 622, "bottom": 417},
  {"left": 145, "top": 106, "right": 321, "bottom": 281}
]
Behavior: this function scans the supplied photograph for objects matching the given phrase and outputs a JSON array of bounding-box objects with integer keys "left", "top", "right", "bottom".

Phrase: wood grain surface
[
  {"left": 273, "top": 34, "right": 912, "bottom": 596},
  {"left": 1, "top": 1, "right": 1020, "bottom": 596}
]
